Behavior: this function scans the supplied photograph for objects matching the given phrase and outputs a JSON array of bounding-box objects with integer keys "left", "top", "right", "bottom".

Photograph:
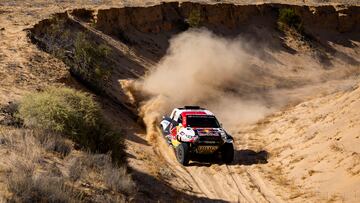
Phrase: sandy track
[
  {"left": 149, "top": 128, "right": 284, "bottom": 202},
  {"left": 1, "top": 0, "right": 359, "bottom": 202},
  {"left": 62, "top": 15, "right": 270, "bottom": 202},
  {"left": 70, "top": 8, "right": 359, "bottom": 200},
  {"left": 61, "top": 14, "right": 248, "bottom": 201}
]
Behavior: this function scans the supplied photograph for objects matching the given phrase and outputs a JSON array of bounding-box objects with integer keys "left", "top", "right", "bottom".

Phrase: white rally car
[{"left": 160, "top": 106, "right": 234, "bottom": 166}]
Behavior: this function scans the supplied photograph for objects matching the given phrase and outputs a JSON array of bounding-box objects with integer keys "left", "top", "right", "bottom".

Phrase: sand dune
[{"left": 0, "top": 0, "right": 360, "bottom": 202}]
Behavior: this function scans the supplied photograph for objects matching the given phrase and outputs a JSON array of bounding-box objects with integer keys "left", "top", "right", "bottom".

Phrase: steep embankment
[
  {"left": 241, "top": 84, "right": 360, "bottom": 203},
  {"left": 26, "top": 2, "right": 360, "bottom": 202}
]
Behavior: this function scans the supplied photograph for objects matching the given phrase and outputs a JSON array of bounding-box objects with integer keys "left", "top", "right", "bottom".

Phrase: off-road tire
[
  {"left": 176, "top": 143, "right": 190, "bottom": 166},
  {"left": 221, "top": 143, "right": 234, "bottom": 164}
]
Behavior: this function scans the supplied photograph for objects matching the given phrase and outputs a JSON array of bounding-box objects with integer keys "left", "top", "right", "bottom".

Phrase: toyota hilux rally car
[{"left": 160, "top": 106, "right": 234, "bottom": 166}]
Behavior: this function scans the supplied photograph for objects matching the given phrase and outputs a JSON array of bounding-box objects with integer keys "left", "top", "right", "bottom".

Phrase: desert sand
[{"left": 0, "top": 0, "right": 360, "bottom": 202}]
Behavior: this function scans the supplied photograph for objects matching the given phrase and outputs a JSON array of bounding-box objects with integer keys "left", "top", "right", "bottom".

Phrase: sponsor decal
[
  {"left": 196, "top": 146, "right": 219, "bottom": 153},
  {"left": 197, "top": 128, "right": 218, "bottom": 136}
]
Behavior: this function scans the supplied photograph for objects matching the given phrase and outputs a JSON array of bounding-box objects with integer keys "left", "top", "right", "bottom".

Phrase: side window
[{"left": 177, "top": 116, "right": 183, "bottom": 125}]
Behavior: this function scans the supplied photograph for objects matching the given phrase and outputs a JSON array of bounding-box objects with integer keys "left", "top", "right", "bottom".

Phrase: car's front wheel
[
  {"left": 176, "top": 143, "right": 190, "bottom": 166},
  {"left": 221, "top": 143, "right": 234, "bottom": 164}
]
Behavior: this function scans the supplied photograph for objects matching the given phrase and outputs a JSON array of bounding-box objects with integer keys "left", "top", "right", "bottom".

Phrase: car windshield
[{"left": 186, "top": 115, "right": 220, "bottom": 128}]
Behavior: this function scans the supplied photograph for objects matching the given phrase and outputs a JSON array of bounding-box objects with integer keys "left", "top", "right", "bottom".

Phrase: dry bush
[
  {"left": 2, "top": 128, "right": 132, "bottom": 202},
  {"left": 39, "top": 133, "right": 72, "bottom": 157},
  {"left": 5, "top": 130, "right": 42, "bottom": 162},
  {"left": 8, "top": 172, "right": 82, "bottom": 202},
  {"left": 92, "top": 194, "right": 126, "bottom": 203},
  {"left": 2, "top": 89, "right": 133, "bottom": 201},
  {"left": 103, "top": 164, "right": 136, "bottom": 195},
  {"left": 68, "top": 153, "right": 136, "bottom": 196},
  {"left": 0, "top": 102, "right": 22, "bottom": 127},
  {"left": 68, "top": 157, "right": 84, "bottom": 181},
  {"left": 3, "top": 130, "right": 81, "bottom": 202},
  {"left": 73, "top": 32, "right": 112, "bottom": 91},
  {"left": 278, "top": 8, "right": 303, "bottom": 32},
  {"left": 18, "top": 87, "right": 124, "bottom": 161},
  {"left": 44, "top": 136, "right": 72, "bottom": 157}
]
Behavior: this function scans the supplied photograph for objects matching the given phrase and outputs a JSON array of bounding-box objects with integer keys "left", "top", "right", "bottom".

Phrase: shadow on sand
[
  {"left": 186, "top": 149, "right": 269, "bottom": 167},
  {"left": 131, "top": 168, "right": 227, "bottom": 202}
]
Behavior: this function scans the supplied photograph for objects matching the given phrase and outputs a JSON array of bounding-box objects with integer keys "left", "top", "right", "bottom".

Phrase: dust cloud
[{"left": 122, "top": 29, "right": 283, "bottom": 140}]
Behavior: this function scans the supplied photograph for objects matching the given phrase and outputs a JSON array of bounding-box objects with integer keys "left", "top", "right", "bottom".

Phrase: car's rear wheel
[
  {"left": 221, "top": 143, "right": 234, "bottom": 164},
  {"left": 176, "top": 143, "right": 190, "bottom": 166}
]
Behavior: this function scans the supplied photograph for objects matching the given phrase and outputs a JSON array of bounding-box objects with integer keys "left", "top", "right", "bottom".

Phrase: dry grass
[
  {"left": 68, "top": 153, "right": 136, "bottom": 195},
  {"left": 43, "top": 135, "right": 73, "bottom": 157},
  {"left": 68, "top": 157, "right": 84, "bottom": 181},
  {"left": 0, "top": 126, "right": 135, "bottom": 202},
  {"left": 103, "top": 164, "right": 136, "bottom": 195},
  {"left": 0, "top": 88, "right": 134, "bottom": 201},
  {"left": 1, "top": 129, "right": 82, "bottom": 202},
  {"left": 8, "top": 171, "right": 82, "bottom": 202}
]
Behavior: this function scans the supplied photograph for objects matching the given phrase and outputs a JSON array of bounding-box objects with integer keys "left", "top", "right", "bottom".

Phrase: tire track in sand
[{"left": 153, "top": 128, "right": 279, "bottom": 202}]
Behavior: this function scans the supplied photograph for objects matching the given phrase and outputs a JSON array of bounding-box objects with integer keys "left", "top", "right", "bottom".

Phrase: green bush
[
  {"left": 278, "top": 8, "right": 303, "bottom": 32},
  {"left": 73, "top": 32, "right": 112, "bottom": 90},
  {"left": 18, "top": 87, "right": 123, "bottom": 158},
  {"left": 187, "top": 9, "right": 201, "bottom": 28}
]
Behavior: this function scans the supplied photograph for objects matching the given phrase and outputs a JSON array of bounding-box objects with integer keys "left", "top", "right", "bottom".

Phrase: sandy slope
[
  {"left": 1, "top": 0, "right": 360, "bottom": 202},
  {"left": 125, "top": 86, "right": 360, "bottom": 202},
  {"left": 243, "top": 84, "right": 360, "bottom": 202},
  {"left": 124, "top": 85, "right": 360, "bottom": 202}
]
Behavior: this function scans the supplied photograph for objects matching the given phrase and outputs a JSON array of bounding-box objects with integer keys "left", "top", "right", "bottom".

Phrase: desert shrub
[
  {"left": 68, "top": 153, "right": 136, "bottom": 195},
  {"left": 187, "top": 9, "right": 201, "bottom": 28},
  {"left": 68, "top": 157, "right": 84, "bottom": 181},
  {"left": 0, "top": 102, "right": 22, "bottom": 127},
  {"left": 6, "top": 140, "right": 82, "bottom": 203},
  {"left": 93, "top": 194, "right": 126, "bottom": 203},
  {"left": 40, "top": 16, "right": 72, "bottom": 59},
  {"left": 278, "top": 8, "right": 303, "bottom": 32},
  {"left": 40, "top": 134, "right": 72, "bottom": 157},
  {"left": 30, "top": 15, "right": 114, "bottom": 93},
  {"left": 73, "top": 32, "right": 112, "bottom": 91},
  {"left": 104, "top": 165, "right": 135, "bottom": 195},
  {"left": 18, "top": 87, "right": 123, "bottom": 158},
  {"left": 8, "top": 172, "right": 82, "bottom": 202}
]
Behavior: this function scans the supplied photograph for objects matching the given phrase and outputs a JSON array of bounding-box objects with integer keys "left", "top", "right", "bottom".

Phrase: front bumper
[{"left": 190, "top": 136, "right": 224, "bottom": 154}]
